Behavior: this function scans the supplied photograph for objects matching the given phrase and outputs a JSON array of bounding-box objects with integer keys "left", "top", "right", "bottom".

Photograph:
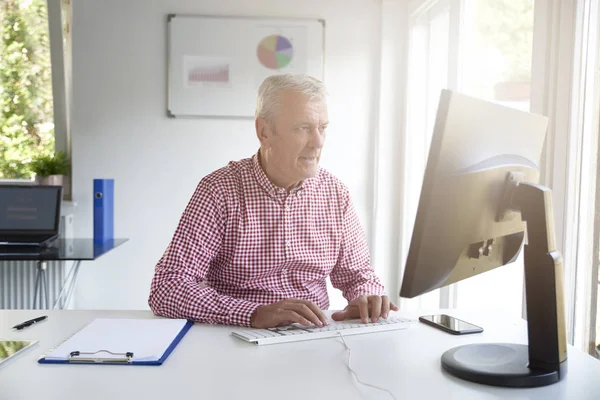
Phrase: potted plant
[{"left": 29, "top": 151, "right": 70, "bottom": 186}]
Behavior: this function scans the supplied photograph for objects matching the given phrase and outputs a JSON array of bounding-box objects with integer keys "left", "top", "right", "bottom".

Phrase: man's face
[{"left": 258, "top": 90, "right": 329, "bottom": 187}]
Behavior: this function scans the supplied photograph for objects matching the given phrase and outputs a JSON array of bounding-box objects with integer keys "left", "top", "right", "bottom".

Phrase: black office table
[{"left": 0, "top": 239, "right": 128, "bottom": 310}]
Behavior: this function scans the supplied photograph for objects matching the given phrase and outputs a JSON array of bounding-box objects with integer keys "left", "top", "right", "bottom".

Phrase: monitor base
[{"left": 441, "top": 343, "right": 563, "bottom": 387}]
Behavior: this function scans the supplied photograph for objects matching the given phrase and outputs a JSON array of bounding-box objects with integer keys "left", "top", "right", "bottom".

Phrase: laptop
[{"left": 0, "top": 185, "right": 62, "bottom": 248}]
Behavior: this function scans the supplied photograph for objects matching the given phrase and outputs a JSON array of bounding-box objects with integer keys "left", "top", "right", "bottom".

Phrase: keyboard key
[{"left": 238, "top": 331, "right": 258, "bottom": 340}]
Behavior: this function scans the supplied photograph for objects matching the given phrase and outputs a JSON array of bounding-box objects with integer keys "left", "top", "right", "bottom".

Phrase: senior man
[{"left": 149, "top": 73, "right": 397, "bottom": 328}]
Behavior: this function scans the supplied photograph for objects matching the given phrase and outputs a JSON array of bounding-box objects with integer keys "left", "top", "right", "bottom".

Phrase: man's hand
[
  {"left": 250, "top": 299, "right": 329, "bottom": 329},
  {"left": 331, "top": 295, "right": 399, "bottom": 324}
]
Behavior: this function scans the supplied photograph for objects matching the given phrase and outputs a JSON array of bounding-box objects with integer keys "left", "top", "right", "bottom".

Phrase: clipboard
[{"left": 38, "top": 318, "right": 193, "bottom": 365}]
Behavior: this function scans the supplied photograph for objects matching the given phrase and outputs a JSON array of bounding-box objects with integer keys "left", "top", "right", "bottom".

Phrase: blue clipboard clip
[{"left": 68, "top": 349, "right": 134, "bottom": 364}]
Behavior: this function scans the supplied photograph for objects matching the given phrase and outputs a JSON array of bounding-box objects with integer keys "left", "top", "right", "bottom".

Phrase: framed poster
[{"left": 167, "top": 14, "right": 325, "bottom": 118}]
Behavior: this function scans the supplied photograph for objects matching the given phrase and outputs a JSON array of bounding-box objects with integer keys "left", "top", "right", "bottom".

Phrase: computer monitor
[{"left": 400, "top": 90, "right": 567, "bottom": 388}]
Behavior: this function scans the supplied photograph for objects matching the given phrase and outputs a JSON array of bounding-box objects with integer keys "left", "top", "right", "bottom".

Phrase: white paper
[{"left": 44, "top": 319, "right": 188, "bottom": 362}]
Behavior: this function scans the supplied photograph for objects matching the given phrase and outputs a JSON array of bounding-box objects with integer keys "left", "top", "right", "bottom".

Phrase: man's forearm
[{"left": 149, "top": 275, "right": 260, "bottom": 327}]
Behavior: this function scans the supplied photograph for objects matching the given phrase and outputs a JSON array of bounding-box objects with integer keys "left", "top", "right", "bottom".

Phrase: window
[
  {"left": 0, "top": 0, "right": 71, "bottom": 195},
  {"left": 570, "top": 0, "right": 600, "bottom": 357},
  {"left": 402, "top": 0, "right": 535, "bottom": 315},
  {"left": 0, "top": 0, "right": 54, "bottom": 179},
  {"left": 403, "top": 0, "right": 600, "bottom": 355},
  {"left": 453, "top": 0, "right": 535, "bottom": 318}
]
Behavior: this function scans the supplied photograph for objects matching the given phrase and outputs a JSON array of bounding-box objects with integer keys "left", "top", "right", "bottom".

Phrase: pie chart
[{"left": 257, "top": 35, "right": 293, "bottom": 70}]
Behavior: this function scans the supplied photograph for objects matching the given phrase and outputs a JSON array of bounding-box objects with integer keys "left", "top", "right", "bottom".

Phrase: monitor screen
[
  {"left": 400, "top": 89, "right": 547, "bottom": 298},
  {"left": 0, "top": 186, "right": 61, "bottom": 231}
]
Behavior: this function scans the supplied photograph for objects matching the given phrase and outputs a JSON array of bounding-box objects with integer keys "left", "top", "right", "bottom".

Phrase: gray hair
[{"left": 255, "top": 73, "right": 327, "bottom": 121}]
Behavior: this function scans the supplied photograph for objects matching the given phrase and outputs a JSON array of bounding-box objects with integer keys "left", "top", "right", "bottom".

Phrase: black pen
[{"left": 12, "top": 315, "right": 48, "bottom": 330}]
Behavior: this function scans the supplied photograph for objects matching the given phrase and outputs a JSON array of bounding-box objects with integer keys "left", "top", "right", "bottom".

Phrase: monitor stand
[{"left": 441, "top": 181, "right": 568, "bottom": 387}]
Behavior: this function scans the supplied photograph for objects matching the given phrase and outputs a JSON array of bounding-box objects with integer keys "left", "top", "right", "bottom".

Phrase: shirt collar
[{"left": 251, "top": 150, "right": 320, "bottom": 197}]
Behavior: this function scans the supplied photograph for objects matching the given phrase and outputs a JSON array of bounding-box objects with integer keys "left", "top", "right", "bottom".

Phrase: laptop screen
[{"left": 0, "top": 186, "right": 61, "bottom": 232}]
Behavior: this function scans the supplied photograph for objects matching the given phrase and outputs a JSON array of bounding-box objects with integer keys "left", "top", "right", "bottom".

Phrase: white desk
[{"left": 1, "top": 309, "right": 599, "bottom": 400}]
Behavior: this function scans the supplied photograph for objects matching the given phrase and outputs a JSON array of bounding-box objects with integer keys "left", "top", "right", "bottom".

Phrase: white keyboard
[{"left": 231, "top": 316, "right": 412, "bottom": 345}]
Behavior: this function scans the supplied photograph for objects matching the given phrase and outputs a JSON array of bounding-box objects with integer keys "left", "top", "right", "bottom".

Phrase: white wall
[{"left": 71, "top": 0, "right": 383, "bottom": 310}]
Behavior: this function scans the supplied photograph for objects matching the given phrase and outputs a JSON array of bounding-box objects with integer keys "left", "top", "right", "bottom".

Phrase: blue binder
[
  {"left": 38, "top": 319, "right": 193, "bottom": 366},
  {"left": 93, "top": 179, "right": 114, "bottom": 243}
]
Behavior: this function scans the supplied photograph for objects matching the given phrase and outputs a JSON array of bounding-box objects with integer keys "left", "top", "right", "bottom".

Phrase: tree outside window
[
  {"left": 0, "top": 0, "right": 54, "bottom": 179},
  {"left": 461, "top": 0, "right": 534, "bottom": 110}
]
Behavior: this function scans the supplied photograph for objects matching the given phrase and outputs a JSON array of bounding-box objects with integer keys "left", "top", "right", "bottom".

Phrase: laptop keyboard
[{"left": 0, "top": 235, "right": 53, "bottom": 244}]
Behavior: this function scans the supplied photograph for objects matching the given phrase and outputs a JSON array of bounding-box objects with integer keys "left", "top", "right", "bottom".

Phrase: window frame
[
  {"left": 46, "top": 0, "right": 71, "bottom": 199},
  {"left": 400, "top": 0, "right": 453, "bottom": 311}
]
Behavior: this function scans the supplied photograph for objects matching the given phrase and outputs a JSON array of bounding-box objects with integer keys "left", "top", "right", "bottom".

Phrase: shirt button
[
  {"left": 285, "top": 241, "right": 291, "bottom": 247},
  {"left": 282, "top": 268, "right": 288, "bottom": 275}
]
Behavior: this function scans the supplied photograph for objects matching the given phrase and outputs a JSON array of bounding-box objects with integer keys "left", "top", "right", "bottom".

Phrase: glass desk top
[{"left": 0, "top": 239, "right": 128, "bottom": 261}]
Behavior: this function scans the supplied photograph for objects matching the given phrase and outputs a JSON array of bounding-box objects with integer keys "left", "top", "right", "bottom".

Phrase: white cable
[{"left": 337, "top": 332, "right": 398, "bottom": 400}]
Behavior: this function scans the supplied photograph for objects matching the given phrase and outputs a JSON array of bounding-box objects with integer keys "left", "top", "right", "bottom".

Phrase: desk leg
[
  {"left": 62, "top": 261, "right": 81, "bottom": 309},
  {"left": 53, "top": 260, "right": 80, "bottom": 310},
  {"left": 33, "top": 262, "right": 49, "bottom": 309},
  {"left": 33, "top": 264, "right": 41, "bottom": 309},
  {"left": 42, "top": 262, "right": 49, "bottom": 309}
]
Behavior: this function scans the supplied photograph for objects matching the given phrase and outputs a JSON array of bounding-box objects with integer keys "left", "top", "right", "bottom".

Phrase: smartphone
[{"left": 418, "top": 314, "right": 483, "bottom": 335}]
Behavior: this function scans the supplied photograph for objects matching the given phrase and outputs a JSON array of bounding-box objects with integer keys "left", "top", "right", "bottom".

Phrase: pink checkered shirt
[{"left": 148, "top": 152, "right": 385, "bottom": 327}]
